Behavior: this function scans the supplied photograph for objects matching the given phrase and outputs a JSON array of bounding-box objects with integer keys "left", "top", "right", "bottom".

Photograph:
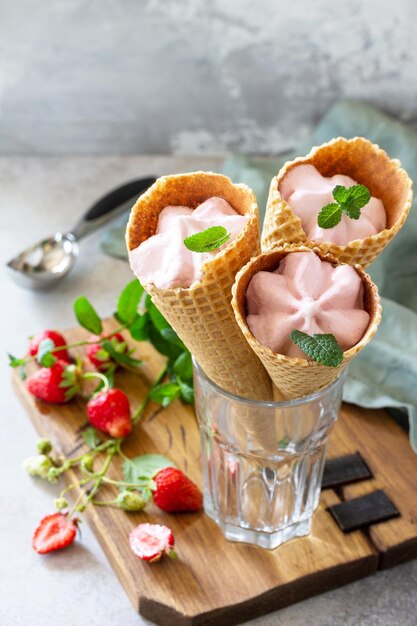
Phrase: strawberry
[
  {"left": 32, "top": 512, "right": 78, "bottom": 554},
  {"left": 87, "top": 332, "right": 126, "bottom": 371},
  {"left": 152, "top": 467, "right": 202, "bottom": 513},
  {"left": 29, "top": 330, "right": 70, "bottom": 363},
  {"left": 129, "top": 523, "right": 175, "bottom": 562},
  {"left": 27, "top": 360, "right": 80, "bottom": 404},
  {"left": 86, "top": 388, "right": 132, "bottom": 438}
]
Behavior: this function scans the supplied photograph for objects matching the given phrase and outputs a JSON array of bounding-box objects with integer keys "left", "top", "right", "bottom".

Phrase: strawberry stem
[{"left": 82, "top": 371, "right": 110, "bottom": 393}]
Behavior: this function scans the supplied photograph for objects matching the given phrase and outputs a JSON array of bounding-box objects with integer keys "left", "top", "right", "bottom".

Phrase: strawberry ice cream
[
  {"left": 279, "top": 164, "right": 386, "bottom": 245},
  {"left": 128, "top": 197, "right": 248, "bottom": 289},
  {"left": 246, "top": 250, "right": 370, "bottom": 359}
]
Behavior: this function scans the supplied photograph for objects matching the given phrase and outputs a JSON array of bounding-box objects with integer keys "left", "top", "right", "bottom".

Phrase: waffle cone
[
  {"left": 126, "top": 171, "right": 273, "bottom": 401},
  {"left": 262, "top": 137, "right": 413, "bottom": 268},
  {"left": 232, "top": 245, "right": 382, "bottom": 400}
]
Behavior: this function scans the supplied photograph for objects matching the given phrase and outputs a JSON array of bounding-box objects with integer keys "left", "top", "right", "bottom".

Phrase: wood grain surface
[{"left": 12, "top": 320, "right": 417, "bottom": 626}]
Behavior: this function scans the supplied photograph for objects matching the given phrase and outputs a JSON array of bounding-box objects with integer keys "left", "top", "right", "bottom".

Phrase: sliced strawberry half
[
  {"left": 32, "top": 512, "right": 78, "bottom": 554},
  {"left": 129, "top": 523, "right": 175, "bottom": 563}
]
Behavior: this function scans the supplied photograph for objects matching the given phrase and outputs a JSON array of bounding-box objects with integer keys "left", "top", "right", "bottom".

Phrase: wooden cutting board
[{"left": 13, "top": 320, "right": 417, "bottom": 626}]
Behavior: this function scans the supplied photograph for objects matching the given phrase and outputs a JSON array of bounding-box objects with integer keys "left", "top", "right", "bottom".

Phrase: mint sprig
[
  {"left": 74, "top": 296, "right": 103, "bottom": 335},
  {"left": 290, "top": 330, "right": 343, "bottom": 367},
  {"left": 184, "top": 225, "right": 230, "bottom": 253},
  {"left": 317, "top": 184, "right": 371, "bottom": 229}
]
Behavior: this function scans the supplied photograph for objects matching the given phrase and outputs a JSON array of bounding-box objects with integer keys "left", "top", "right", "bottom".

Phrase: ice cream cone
[
  {"left": 262, "top": 137, "right": 413, "bottom": 268},
  {"left": 126, "top": 171, "right": 273, "bottom": 401},
  {"left": 232, "top": 245, "right": 382, "bottom": 400}
]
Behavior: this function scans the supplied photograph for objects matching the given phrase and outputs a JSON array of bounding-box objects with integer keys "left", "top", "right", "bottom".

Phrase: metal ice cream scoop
[{"left": 6, "top": 177, "right": 156, "bottom": 290}]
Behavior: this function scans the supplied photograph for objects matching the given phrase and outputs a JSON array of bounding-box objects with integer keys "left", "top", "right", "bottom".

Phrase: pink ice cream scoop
[
  {"left": 279, "top": 164, "right": 386, "bottom": 246},
  {"left": 246, "top": 251, "right": 370, "bottom": 359},
  {"left": 128, "top": 197, "right": 248, "bottom": 289}
]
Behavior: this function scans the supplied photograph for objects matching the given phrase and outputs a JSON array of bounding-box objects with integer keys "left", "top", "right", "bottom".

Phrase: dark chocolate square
[
  {"left": 322, "top": 452, "right": 373, "bottom": 489},
  {"left": 328, "top": 489, "right": 400, "bottom": 533}
]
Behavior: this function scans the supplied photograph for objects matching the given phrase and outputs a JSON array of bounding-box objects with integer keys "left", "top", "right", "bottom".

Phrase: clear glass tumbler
[{"left": 193, "top": 359, "right": 346, "bottom": 549}]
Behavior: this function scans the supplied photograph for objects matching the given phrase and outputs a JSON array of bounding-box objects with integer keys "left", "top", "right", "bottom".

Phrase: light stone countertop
[{"left": 0, "top": 155, "right": 416, "bottom": 626}]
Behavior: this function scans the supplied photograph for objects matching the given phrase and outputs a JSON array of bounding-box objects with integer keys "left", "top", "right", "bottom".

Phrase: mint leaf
[
  {"left": 317, "top": 203, "right": 342, "bottom": 229},
  {"left": 178, "top": 378, "right": 194, "bottom": 404},
  {"left": 148, "top": 327, "right": 182, "bottom": 360},
  {"left": 318, "top": 184, "right": 371, "bottom": 228},
  {"left": 74, "top": 297, "right": 103, "bottom": 335},
  {"left": 290, "top": 330, "right": 343, "bottom": 367},
  {"left": 123, "top": 454, "right": 173, "bottom": 485},
  {"left": 129, "top": 313, "right": 150, "bottom": 341},
  {"left": 150, "top": 382, "right": 181, "bottom": 407},
  {"left": 146, "top": 297, "right": 170, "bottom": 332},
  {"left": 160, "top": 328, "right": 187, "bottom": 351},
  {"left": 343, "top": 184, "right": 371, "bottom": 210},
  {"left": 184, "top": 225, "right": 230, "bottom": 253},
  {"left": 37, "top": 338, "right": 57, "bottom": 367},
  {"left": 331, "top": 185, "right": 349, "bottom": 204},
  {"left": 82, "top": 427, "right": 101, "bottom": 449},
  {"left": 173, "top": 351, "right": 193, "bottom": 381},
  {"left": 117, "top": 280, "right": 144, "bottom": 325}
]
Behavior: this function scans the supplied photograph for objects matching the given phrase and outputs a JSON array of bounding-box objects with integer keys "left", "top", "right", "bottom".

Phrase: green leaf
[
  {"left": 331, "top": 185, "right": 349, "bottom": 205},
  {"left": 8, "top": 353, "right": 24, "bottom": 368},
  {"left": 148, "top": 327, "right": 182, "bottom": 360},
  {"left": 150, "top": 382, "right": 181, "bottom": 407},
  {"left": 343, "top": 184, "right": 371, "bottom": 210},
  {"left": 129, "top": 313, "right": 150, "bottom": 341},
  {"left": 74, "top": 297, "right": 103, "bottom": 335},
  {"left": 146, "top": 298, "right": 170, "bottom": 331},
  {"left": 178, "top": 378, "right": 195, "bottom": 404},
  {"left": 173, "top": 351, "right": 193, "bottom": 381},
  {"left": 122, "top": 454, "right": 173, "bottom": 485},
  {"left": 117, "top": 280, "right": 144, "bottom": 325},
  {"left": 160, "top": 328, "right": 187, "bottom": 351},
  {"left": 82, "top": 427, "right": 101, "bottom": 449},
  {"left": 37, "top": 338, "right": 57, "bottom": 367},
  {"left": 317, "top": 203, "right": 342, "bottom": 229},
  {"left": 184, "top": 225, "right": 230, "bottom": 253},
  {"left": 290, "top": 330, "right": 344, "bottom": 367},
  {"left": 101, "top": 340, "right": 142, "bottom": 368}
]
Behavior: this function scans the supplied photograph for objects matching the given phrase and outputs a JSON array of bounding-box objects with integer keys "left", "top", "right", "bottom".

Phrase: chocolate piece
[
  {"left": 322, "top": 452, "right": 372, "bottom": 489},
  {"left": 328, "top": 490, "right": 400, "bottom": 533}
]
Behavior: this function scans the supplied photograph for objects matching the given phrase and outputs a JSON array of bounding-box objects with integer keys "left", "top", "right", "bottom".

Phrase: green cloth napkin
[
  {"left": 101, "top": 99, "right": 417, "bottom": 451},
  {"left": 223, "top": 99, "right": 417, "bottom": 452}
]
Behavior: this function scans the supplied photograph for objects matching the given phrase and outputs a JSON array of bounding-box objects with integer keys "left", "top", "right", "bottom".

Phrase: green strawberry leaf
[
  {"left": 117, "top": 280, "right": 144, "bottom": 325},
  {"left": 123, "top": 454, "right": 173, "bottom": 485},
  {"left": 149, "top": 382, "right": 181, "bottom": 407},
  {"left": 290, "top": 330, "right": 344, "bottom": 367},
  {"left": 74, "top": 297, "right": 103, "bottom": 335},
  {"left": 101, "top": 340, "right": 142, "bottom": 368},
  {"left": 317, "top": 203, "right": 342, "bottom": 229},
  {"left": 184, "top": 225, "right": 230, "bottom": 253},
  {"left": 37, "top": 338, "right": 57, "bottom": 367},
  {"left": 82, "top": 427, "right": 101, "bottom": 449},
  {"left": 8, "top": 353, "right": 25, "bottom": 368},
  {"left": 173, "top": 351, "right": 193, "bottom": 381}
]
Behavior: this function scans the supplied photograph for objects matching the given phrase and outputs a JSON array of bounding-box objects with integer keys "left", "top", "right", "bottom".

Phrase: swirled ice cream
[
  {"left": 246, "top": 251, "right": 370, "bottom": 358},
  {"left": 128, "top": 197, "right": 248, "bottom": 289},
  {"left": 279, "top": 164, "right": 386, "bottom": 245}
]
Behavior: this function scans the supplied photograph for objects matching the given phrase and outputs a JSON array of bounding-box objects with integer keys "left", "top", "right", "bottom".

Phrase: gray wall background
[{"left": 1, "top": 0, "right": 417, "bottom": 155}]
